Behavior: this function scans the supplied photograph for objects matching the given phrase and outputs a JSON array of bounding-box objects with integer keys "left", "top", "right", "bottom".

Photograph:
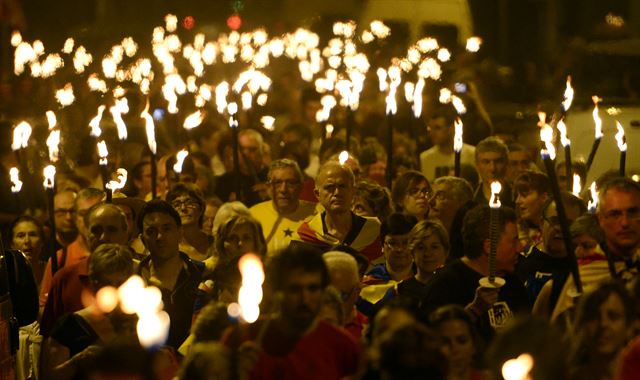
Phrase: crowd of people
[{"left": 2, "top": 73, "right": 640, "bottom": 380}]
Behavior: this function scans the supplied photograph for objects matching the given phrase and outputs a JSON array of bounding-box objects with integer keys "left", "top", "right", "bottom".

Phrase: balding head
[
  {"left": 85, "top": 203, "right": 130, "bottom": 251},
  {"left": 315, "top": 162, "right": 356, "bottom": 213}
]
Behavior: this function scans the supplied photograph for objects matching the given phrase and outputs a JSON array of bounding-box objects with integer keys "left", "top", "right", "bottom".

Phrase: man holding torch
[{"left": 420, "top": 204, "right": 530, "bottom": 341}]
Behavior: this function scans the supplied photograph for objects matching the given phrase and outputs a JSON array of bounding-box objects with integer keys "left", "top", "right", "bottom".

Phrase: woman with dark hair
[
  {"left": 569, "top": 281, "right": 635, "bottom": 380},
  {"left": 10, "top": 215, "right": 45, "bottom": 285},
  {"left": 166, "top": 183, "right": 213, "bottom": 262},
  {"left": 429, "top": 305, "right": 485, "bottom": 380},
  {"left": 392, "top": 170, "right": 431, "bottom": 221},
  {"left": 513, "top": 171, "right": 550, "bottom": 248}
]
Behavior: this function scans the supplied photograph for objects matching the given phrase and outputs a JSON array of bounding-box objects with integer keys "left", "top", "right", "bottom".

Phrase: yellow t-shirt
[{"left": 250, "top": 200, "right": 319, "bottom": 256}]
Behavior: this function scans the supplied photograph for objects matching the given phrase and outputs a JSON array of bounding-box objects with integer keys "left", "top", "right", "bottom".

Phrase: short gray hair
[
  {"left": 268, "top": 158, "right": 303, "bottom": 183},
  {"left": 433, "top": 176, "right": 473, "bottom": 202},
  {"left": 475, "top": 136, "right": 508, "bottom": 162}
]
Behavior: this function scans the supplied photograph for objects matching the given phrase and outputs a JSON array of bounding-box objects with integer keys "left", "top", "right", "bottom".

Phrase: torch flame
[
  {"left": 588, "top": 182, "right": 598, "bottom": 212},
  {"left": 10, "top": 167, "right": 22, "bottom": 193},
  {"left": 451, "top": 95, "right": 467, "bottom": 114},
  {"left": 140, "top": 102, "right": 157, "bottom": 155},
  {"left": 489, "top": 181, "right": 502, "bottom": 208},
  {"left": 89, "top": 105, "right": 105, "bottom": 138},
  {"left": 43, "top": 165, "right": 56, "bottom": 190},
  {"left": 557, "top": 119, "right": 570, "bottom": 147},
  {"left": 237, "top": 253, "right": 265, "bottom": 323},
  {"left": 339, "top": 151, "right": 349, "bottom": 165},
  {"left": 592, "top": 96, "right": 603, "bottom": 139},
  {"left": 106, "top": 168, "right": 128, "bottom": 192},
  {"left": 466, "top": 37, "right": 482, "bottom": 52},
  {"left": 45, "top": 110, "right": 57, "bottom": 130},
  {"left": 562, "top": 75, "right": 574, "bottom": 112},
  {"left": 538, "top": 112, "right": 556, "bottom": 160},
  {"left": 501, "top": 353, "right": 534, "bottom": 380},
  {"left": 572, "top": 174, "right": 581, "bottom": 196},
  {"left": 46, "top": 130, "right": 60, "bottom": 163},
  {"left": 183, "top": 110, "right": 204, "bottom": 130},
  {"left": 97, "top": 140, "right": 108, "bottom": 166},
  {"left": 454, "top": 118, "right": 464, "bottom": 153},
  {"left": 55, "top": 83, "right": 75, "bottom": 107},
  {"left": 615, "top": 121, "right": 627, "bottom": 152},
  {"left": 173, "top": 149, "right": 189, "bottom": 173},
  {"left": 110, "top": 97, "right": 129, "bottom": 140},
  {"left": 12, "top": 121, "right": 32, "bottom": 151},
  {"left": 439, "top": 88, "right": 452, "bottom": 104},
  {"left": 260, "top": 116, "right": 275, "bottom": 131}
]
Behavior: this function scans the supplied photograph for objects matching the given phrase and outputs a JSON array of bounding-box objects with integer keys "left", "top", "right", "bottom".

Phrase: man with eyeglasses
[
  {"left": 597, "top": 177, "right": 640, "bottom": 271},
  {"left": 297, "top": 160, "right": 382, "bottom": 262},
  {"left": 357, "top": 213, "right": 417, "bottom": 317},
  {"left": 39, "top": 188, "right": 104, "bottom": 311},
  {"left": 514, "top": 192, "right": 586, "bottom": 301},
  {"left": 250, "top": 159, "right": 317, "bottom": 256}
]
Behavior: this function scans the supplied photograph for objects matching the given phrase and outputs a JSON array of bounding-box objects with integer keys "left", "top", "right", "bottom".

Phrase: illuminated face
[
  {"left": 584, "top": 293, "right": 629, "bottom": 356},
  {"left": 12, "top": 221, "right": 43, "bottom": 261},
  {"left": 494, "top": 222, "right": 521, "bottom": 274},
  {"left": 476, "top": 151, "right": 507, "bottom": 183},
  {"left": 315, "top": 168, "right": 355, "bottom": 213},
  {"left": 541, "top": 202, "right": 582, "bottom": 258},
  {"left": 430, "top": 182, "right": 464, "bottom": 228},
  {"left": 133, "top": 163, "right": 152, "bottom": 198},
  {"left": 598, "top": 189, "right": 640, "bottom": 256},
  {"left": 223, "top": 223, "right": 257, "bottom": 260},
  {"left": 383, "top": 233, "right": 413, "bottom": 274},
  {"left": 170, "top": 195, "right": 202, "bottom": 227},
  {"left": 573, "top": 234, "right": 599, "bottom": 259},
  {"left": 87, "top": 207, "right": 129, "bottom": 252},
  {"left": 54, "top": 191, "right": 77, "bottom": 233},
  {"left": 141, "top": 212, "right": 181, "bottom": 261},
  {"left": 439, "top": 319, "right": 475, "bottom": 375},
  {"left": 412, "top": 232, "right": 447, "bottom": 275},
  {"left": 403, "top": 180, "right": 431, "bottom": 220},
  {"left": 269, "top": 167, "right": 302, "bottom": 214},
  {"left": 515, "top": 189, "right": 547, "bottom": 224},
  {"left": 281, "top": 269, "right": 324, "bottom": 330}
]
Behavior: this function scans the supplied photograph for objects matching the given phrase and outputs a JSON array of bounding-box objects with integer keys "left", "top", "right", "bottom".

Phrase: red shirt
[
  {"left": 39, "top": 237, "right": 89, "bottom": 307},
  {"left": 224, "top": 319, "right": 361, "bottom": 380},
  {"left": 344, "top": 309, "right": 368, "bottom": 341},
  {"left": 39, "top": 258, "right": 90, "bottom": 337}
]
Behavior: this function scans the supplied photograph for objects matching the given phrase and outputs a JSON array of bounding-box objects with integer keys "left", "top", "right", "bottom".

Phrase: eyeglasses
[
  {"left": 407, "top": 187, "right": 431, "bottom": 198},
  {"left": 384, "top": 239, "right": 409, "bottom": 251},
  {"left": 269, "top": 179, "right": 300, "bottom": 188},
  {"left": 54, "top": 208, "right": 76, "bottom": 217},
  {"left": 602, "top": 208, "right": 640, "bottom": 223},
  {"left": 171, "top": 200, "right": 199, "bottom": 210}
]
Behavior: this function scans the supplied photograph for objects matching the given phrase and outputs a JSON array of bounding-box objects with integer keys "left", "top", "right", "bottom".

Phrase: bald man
[{"left": 297, "top": 161, "right": 381, "bottom": 262}]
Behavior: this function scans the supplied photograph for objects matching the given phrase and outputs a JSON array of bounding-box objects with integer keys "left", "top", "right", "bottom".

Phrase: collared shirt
[
  {"left": 250, "top": 200, "right": 318, "bottom": 256},
  {"left": 297, "top": 211, "right": 382, "bottom": 262},
  {"left": 40, "top": 258, "right": 90, "bottom": 337},
  {"left": 39, "top": 236, "right": 89, "bottom": 307},
  {"left": 137, "top": 252, "right": 203, "bottom": 349}
]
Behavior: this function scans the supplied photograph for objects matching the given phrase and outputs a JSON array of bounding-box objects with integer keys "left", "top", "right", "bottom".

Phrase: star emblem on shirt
[{"left": 284, "top": 228, "right": 293, "bottom": 237}]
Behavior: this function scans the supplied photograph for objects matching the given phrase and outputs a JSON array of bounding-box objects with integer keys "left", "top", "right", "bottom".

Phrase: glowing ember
[
  {"left": 173, "top": 149, "right": 189, "bottom": 173},
  {"left": 615, "top": 121, "right": 627, "bottom": 152},
  {"left": 46, "top": 130, "right": 60, "bottom": 163},
  {"left": 43, "top": 165, "right": 56, "bottom": 190},
  {"left": 12, "top": 121, "right": 32, "bottom": 151},
  {"left": 183, "top": 110, "right": 204, "bottom": 130},
  {"left": 451, "top": 95, "right": 467, "bottom": 114},
  {"left": 454, "top": 118, "right": 464, "bottom": 153},
  {"left": 10, "top": 31, "right": 22, "bottom": 47},
  {"left": 339, "top": 151, "right": 349, "bottom": 165},
  {"left": 89, "top": 105, "right": 106, "bottom": 137},
  {"left": 489, "top": 181, "right": 502, "bottom": 208},
  {"left": 592, "top": 96, "right": 603, "bottom": 139},
  {"left": 369, "top": 20, "right": 391, "bottom": 39},
  {"left": 165, "top": 14, "right": 178, "bottom": 32},
  {"left": 561, "top": 76, "right": 574, "bottom": 112},
  {"left": 45, "top": 110, "right": 57, "bottom": 130},
  {"left": 9, "top": 167, "right": 22, "bottom": 193},
  {"left": 439, "top": 88, "right": 452, "bottom": 104},
  {"left": 237, "top": 253, "right": 265, "bottom": 323},
  {"left": 437, "top": 48, "right": 451, "bottom": 62},
  {"left": 466, "top": 37, "right": 482, "bottom": 52},
  {"left": 62, "top": 38, "right": 75, "bottom": 54}
]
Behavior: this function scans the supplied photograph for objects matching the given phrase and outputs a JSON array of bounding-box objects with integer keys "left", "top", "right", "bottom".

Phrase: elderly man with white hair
[{"left": 323, "top": 251, "right": 367, "bottom": 340}]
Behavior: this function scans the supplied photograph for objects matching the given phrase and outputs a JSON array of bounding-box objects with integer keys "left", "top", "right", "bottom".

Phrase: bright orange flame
[
  {"left": 572, "top": 174, "right": 581, "bottom": 196},
  {"left": 183, "top": 110, "right": 204, "bottom": 130},
  {"left": 615, "top": 121, "right": 627, "bottom": 152},
  {"left": 173, "top": 149, "right": 189, "bottom": 173},
  {"left": 140, "top": 102, "right": 156, "bottom": 155},
  {"left": 10, "top": 167, "right": 22, "bottom": 193},
  {"left": 588, "top": 182, "right": 598, "bottom": 212},
  {"left": 489, "top": 181, "right": 502, "bottom": 208},
  {"left": 557, "top": 119, "right": 570, "bottom": 147},
  {"left": 453, "top": 118, "right": 463, "bottom": 152},
  {"left": 43, "top": 165, "right": 56, "bottom": 189},
  {"left": 592, "top": 96, "right": 603, "bottom": 139},
  {"left": 538, "top": 112, "right": 556, "bottom": 160},
  {"left": 238, "top": 253, "right": 265, "bottom": 323},
  {"left": 562, "top": 75, "right": 574, "bottom": 112}
]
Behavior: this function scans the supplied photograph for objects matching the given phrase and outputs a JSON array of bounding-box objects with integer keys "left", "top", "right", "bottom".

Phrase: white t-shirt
[{"left": 419, "top": 143, "right": 476, "bottom": 181}]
